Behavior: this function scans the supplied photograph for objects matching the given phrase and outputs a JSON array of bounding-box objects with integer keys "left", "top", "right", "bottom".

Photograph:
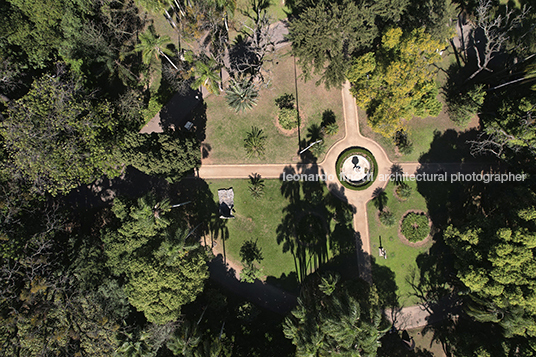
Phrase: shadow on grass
[{"left": 277, "top": 164, "right": 347, "bottom": 283}]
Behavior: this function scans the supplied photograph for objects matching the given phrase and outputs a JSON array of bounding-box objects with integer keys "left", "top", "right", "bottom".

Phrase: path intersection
[{"left": 198, "top": 80, "right": 492, "bottom": 329}]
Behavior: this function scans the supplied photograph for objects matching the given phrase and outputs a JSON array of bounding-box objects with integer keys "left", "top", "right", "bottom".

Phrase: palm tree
[
  {"left": 372, "top": 187, "right": 388, "bottom": 212},
  {"left": 225, "top": 79, "right": 259, "bottom": 112},
  {"left": 166, "top": 320, "right": 202, "bottom": 357},
  {"left": 114, "top": 332, "right": 153, "bottom": 357},
  {"left": 155, "top": 226, "right": 201, "bottom": 266},
  {"left": 243, "top": 126, "right": 266, "bottom": 158},
  {"left": 248, "top": 173, "right": 265, "bottom": 198},
  {"left": 323, "top": 122, "right": 339, "bottom": 136},
  {"left": 135, "top": 26, "right": 178, "bottom": 70},
  {"left": 191, "top": 56, "right": 221, "bottom": 94}
]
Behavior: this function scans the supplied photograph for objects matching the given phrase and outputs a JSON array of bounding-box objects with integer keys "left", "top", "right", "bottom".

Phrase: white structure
[{"left": 341, "top": 155, "right": 371, "bottom": 183}]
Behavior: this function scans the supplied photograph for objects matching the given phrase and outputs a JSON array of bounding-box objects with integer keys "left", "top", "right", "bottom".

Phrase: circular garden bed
[
  {"left": 398, "top": 210, "right": 431, "bottom": 246},
  {"left": 336, "top": 147, "right": 377, "bottom": 190}
]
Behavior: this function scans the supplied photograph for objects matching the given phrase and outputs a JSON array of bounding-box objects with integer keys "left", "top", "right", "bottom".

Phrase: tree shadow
[
  {"left": 207, "top": 253, "right": 298, "bottom": 316},
  {"left": 378, "top": 331, "right": 435, "bottom": 357},
  {"left": 371, "top": 256, "right": 399, "bottom": 309},
  {"left": 418, "top": 128, "right": 488, "bottom": 164},
  {"left": 277, "top": 164, "right": 355, "bottom": 284},
  {"left": 65, "top": 166, "right": 170, "bottom": 209},
  {"left": 321, "top": 109, "right": 336, "bottom": 126}
]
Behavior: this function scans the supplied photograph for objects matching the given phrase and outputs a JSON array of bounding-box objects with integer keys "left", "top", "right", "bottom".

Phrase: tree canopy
[
  {"left": 103, "top": 195, "right": 209, "bottom": 325},
  {"left": 348, "top": 27, "right": 444, "bottom": 138},
  {"left": 1, "top": 73, "right": 122, "bottom": 195},
  {"left": 284, "top": 273, "right": 387, "bottom": 356},
  {"left": 287, "top": 0, "right": 409, "bottom": 89}
]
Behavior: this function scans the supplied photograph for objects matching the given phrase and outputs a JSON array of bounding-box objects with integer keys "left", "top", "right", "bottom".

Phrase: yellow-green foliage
[{"left": 348, "top": 28, "right": 443, "bottom": 138}]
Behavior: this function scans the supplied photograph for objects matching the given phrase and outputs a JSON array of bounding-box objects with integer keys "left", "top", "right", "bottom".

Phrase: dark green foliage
[
  {"left": 1, "top": 74, "right": 122, "bottom": 195},
  {"left": 394, "top": 129, "right": 414, "bottom": 155},
  {"left": 103, "top": 195, "right": 209, "bottom": 325},
  {"left": 323, "top": 122, "right": 339, "bottom": 136},
  {"left": 0, "top": 0, "right": 91, "bottom": 68},
  {"left": 372, "top": 188, "right": 388, "bottom": 212},
  {"left": 122, "top": 131, "right": 200, "bottom": 183},
  {"left": 275, "top": 93, "right": 295, "bottom": 109},
  {"left": 248, "top": 173, "right": 265, "bottom": 198},
  {"left": 396, "top": 183, "right": 412, "bottom": 199},
  {"left": 379, "top": 210, "right": 395, "bottom": 226},
  {"left": 243, "top": 126, "right": 266, "bottom": 158},
  {"left": 288, "top": 0, "right": 409, "bottom": 89},
  {"left": 283, "top": 273, "right": 388, "bottom": 355},
  {"left": 239, "top": 239, "right": 264, "bottom": 283},
  {"left": 445, "top": 82, "right": 486, "bottom": 125},
  {"left": 444, "top": 185, "right": 536, "bottom": 340},
  {"left": 401, "top": 212, "right": 429, "bottom": 242}
]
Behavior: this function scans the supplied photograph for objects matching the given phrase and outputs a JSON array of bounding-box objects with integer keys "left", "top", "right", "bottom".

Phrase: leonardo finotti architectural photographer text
[{"left": 378, "top": 172, "right": 527, "bottom": 184}]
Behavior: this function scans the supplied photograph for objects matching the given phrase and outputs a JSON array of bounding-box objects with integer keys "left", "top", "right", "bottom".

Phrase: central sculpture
[{"left": 341, "top": 154, "right": 371, "bottom": 183}]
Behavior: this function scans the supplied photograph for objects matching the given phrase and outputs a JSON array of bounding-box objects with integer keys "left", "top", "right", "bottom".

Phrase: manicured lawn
[
  {"left": 203, "top": 49, "right": 345, "bottom": 164},
  {"left": 205, "top": 178, "right": 352, "bottom": 291},
  {"left": 367, "top": 181, "right": 432, "bottom": 306},
  {"left": 206, "top": 179, "right": 295, "bottom": 280}
]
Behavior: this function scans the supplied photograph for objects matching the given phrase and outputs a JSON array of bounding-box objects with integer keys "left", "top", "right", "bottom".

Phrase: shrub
[
  {"left": 379, "top": 210, "right": 395, "bottom": 226},
  {"left": 243, "top": 126, "right": 266, "bottom": 158},
  {"left": 278, "top": 107, "right": 299, "bottom": 130},
  {"left": 275, "top": 93, "right": 295, "bottom": 109},
  {"left": 396, "top": 183, "right": 412, "bottom": 199},
  {"left": 248, "top": 173, "right": 265, "bottom": 198},
  {"left": 401, "top": 212, "right": 429, "bottom": 242},
  {"left": 394, "top": 129, "right": 413, "bottom": 155},
  {"left": 309, "top": 141, "right": 326, "bottom": 158},
  {"left": 323, "top": 122, "right": 339, "bottom": 136}
]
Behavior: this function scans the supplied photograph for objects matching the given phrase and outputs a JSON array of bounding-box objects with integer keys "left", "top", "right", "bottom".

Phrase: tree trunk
[{"left": 159, "top": 50, "right": 179, "bottom": 70}]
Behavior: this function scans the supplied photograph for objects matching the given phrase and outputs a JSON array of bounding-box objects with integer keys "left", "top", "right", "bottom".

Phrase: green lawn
[
  {"left": 206, "top": 178, "right": 354, "bottom": 291},
  {"left": 207, "top": 179, "right": 295, "bottom": 280},
  {"left": 367, "top": 181, "right": 431, "bottom": 306},
  {"left": 203, "top": 50, "right": 345, "bottom": 164}
]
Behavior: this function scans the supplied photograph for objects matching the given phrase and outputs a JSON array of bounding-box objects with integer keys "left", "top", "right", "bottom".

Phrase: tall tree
[
  {"left": 103, "top": 195, "right": 209, "bottom": 325},
  {"left": 284, "top": 273, "right": 388, "bottom": 356},
  {"left": 121, "top": 130, "right": 201, "bottom": 183},
  {"left": 135, "top": 25, "right": 178, "bottom": 70},
  {"left": 288, "top": 0, "right": 409, "bottom": 89},
  {"left": 0, "top": 73, "right": 122, "bottom": 195},
  {"left": 348, "top": 28, "right": 443, "bottom": 138},
  {"left": 191, "top": 55, "right": 221, "bottom": 94}
]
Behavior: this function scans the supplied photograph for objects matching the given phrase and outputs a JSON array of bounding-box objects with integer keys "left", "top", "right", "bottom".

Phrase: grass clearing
[
  {"left": 203, "top": 49, "right": 345, "bottom": 164},
  {"left": 207, "top": 179, "right": 295, "bottom": 281},
  {"left": 367, "top": 181, "right": 431, "bottom": 306},
  {"left": 206, "top": 178, "right": 354, "bottom": 291}
]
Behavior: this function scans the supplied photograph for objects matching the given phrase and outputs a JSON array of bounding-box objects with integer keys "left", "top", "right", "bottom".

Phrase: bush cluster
[
  {"left": 401, "top": 212, "right": 429, "bottom": 242},
  {"left": 278, "top": 107, "right": 299, "bottom": 130}
]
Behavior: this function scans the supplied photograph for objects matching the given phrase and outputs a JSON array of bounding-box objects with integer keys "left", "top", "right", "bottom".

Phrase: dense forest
[{"left": 1, "top": 0, "right": 536, "bottom": 355}]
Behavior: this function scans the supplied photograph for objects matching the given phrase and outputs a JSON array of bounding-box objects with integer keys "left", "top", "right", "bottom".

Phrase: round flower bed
[
  {"left": 400, "top": 212, "right": 430, "bottom": 243},
  {"left": 335, "top": 147, "right": 377, "bottom": 190}
]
